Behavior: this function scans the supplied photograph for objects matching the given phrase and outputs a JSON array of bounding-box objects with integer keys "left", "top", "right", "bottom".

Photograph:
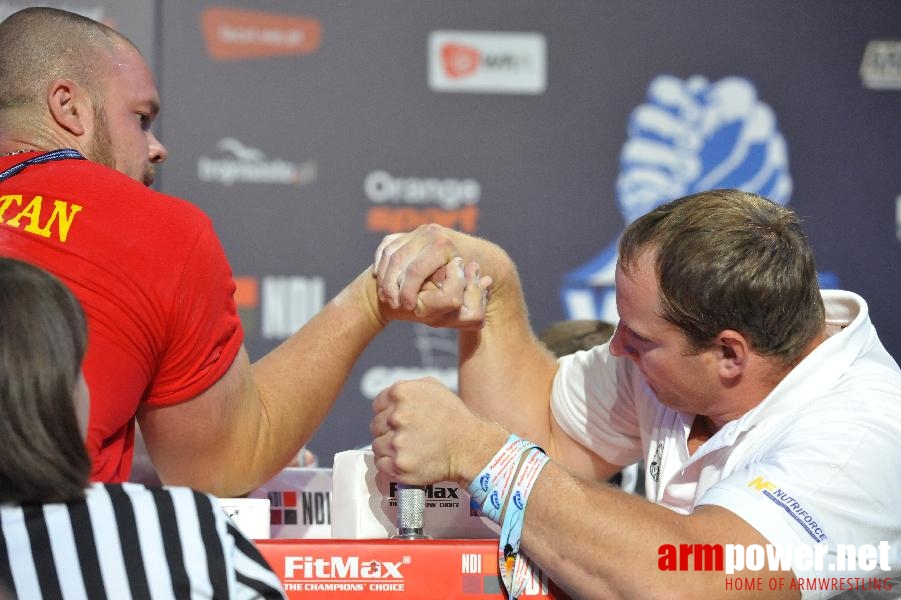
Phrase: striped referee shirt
[{"left": 0, "top": 483, "right": 286, "bottom": 600}]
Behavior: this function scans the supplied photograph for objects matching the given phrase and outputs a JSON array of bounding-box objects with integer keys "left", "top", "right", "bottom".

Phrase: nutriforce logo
[
  {"left": 428, "top": 31, "right": 546, "bottom": 94},
  {"left": 364, "top": 169, "right": 481, "bottom": 233},
  {"left": 746, "top": 477, "right": 828, "bottom": 543},
  {"left": 201, "top": 6, "right": 321, "bottom": 61},
  {"left": 282, "top": 555, "right": 409, "bottom": 593},
  {"left": 198, "top": 138, "right": 317, "bottom": 187},
  {"left": 860, "top": 40, "right": 901, "bottom": 90}
]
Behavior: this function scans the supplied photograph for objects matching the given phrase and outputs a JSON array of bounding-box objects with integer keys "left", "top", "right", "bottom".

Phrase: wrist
[
  {"left": 345, "top": 268, "right": 390, "bottom": 330},
  {"left": 454, "top": 420, "right": 511, "bottom": 489}
]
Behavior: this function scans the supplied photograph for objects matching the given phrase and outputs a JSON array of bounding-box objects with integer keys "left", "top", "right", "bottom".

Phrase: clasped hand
[
  {"left": 370, "top": 225, "right": 505, "bottom": 487},
  {"left": 372, "top": 224, "right": 492, "bottom": 330}
]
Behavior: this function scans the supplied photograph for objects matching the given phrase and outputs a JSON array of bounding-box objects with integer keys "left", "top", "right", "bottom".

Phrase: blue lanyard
[{"left": 0, "top": 148, "right": 85, "bottom": 183}]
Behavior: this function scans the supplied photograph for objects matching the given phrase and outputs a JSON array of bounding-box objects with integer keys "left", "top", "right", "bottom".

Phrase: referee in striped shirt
[{"left": 0, "top": 258, "right": 286, "bottom": 600}]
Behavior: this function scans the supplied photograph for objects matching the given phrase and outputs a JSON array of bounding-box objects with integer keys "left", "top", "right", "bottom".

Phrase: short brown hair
[{"left": 618, "top": 189, "right": 824, "bottom": 366}]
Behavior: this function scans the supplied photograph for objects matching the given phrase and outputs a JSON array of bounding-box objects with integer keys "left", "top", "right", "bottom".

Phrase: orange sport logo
[{"left": 201, "top": 7, "right": 322, "bottom": 61}]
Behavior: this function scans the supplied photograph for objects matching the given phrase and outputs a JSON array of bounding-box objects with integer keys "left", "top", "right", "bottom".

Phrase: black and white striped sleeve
[
  {"left": 196, "top": 493, "right": 286, "bottom": 600},
  {"left": 1, "top": 483, "right": 286, "bottom": 600}
]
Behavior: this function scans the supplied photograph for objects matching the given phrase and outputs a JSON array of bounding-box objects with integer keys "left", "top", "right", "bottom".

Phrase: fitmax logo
[
  {"left": 388, "top": 482, "right": 459, "bottom": 499},
  {"left": 284, "top": 556, "right": 406, "bottom": 579}
]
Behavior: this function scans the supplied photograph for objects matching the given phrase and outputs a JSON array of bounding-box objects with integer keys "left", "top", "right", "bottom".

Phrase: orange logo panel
[
  {"left": 201, "top": 7, "right": 322, "bottom": 61},
  {"left": 233, "top": 276, "right": 259, "bottom": 308}
]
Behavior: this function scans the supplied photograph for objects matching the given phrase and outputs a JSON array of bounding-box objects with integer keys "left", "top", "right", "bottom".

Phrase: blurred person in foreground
[
  {"left": 0, "top": 257, "right": 285, "bottom": 599},
  {"left": 370, "top": 189, "right": 901, "bottom": 599},
  {"left": 0, "top": 7, "right": 486, "bottom": 496},
  {"left": 537, "top": 319, "right": 616, "bottom": 359}
]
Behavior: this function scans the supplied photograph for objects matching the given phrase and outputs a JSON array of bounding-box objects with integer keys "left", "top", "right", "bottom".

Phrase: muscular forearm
[
  {"left": 247, "top": 269, "right": 386, "bottom": 483},
  {"left": 151, "top": 268, "right": 389, "bottom": 497},
  {"left": 455, "top": 238, "right": 560, "bottom": 453},
  {"left": 461, "top": 458, "right": 797, "bottom": 600}
]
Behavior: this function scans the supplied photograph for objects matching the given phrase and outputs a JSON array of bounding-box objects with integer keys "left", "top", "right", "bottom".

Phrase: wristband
[
  {"left": 467, "top": 434, "right": 534, "bottom": 523},
  {"left": 498, "top": 447, "right": 549, "bottom": 599},
  {"left": 467, "top": 434, "right": 550, "bottom": 600}
]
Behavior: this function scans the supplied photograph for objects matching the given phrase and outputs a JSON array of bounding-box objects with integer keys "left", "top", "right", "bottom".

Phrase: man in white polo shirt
[{"left": 369, "top": 189, "right": 901, "bottom": 599}]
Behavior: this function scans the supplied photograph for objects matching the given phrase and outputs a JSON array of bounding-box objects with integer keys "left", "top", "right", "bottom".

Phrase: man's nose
[
  {"left": 608, "top": 324, "right": 636, "bottom": 360},
  {"left": 148, "top": 132, "right": 168, "bottom": 164},
  {"left": 608, "top": 324, "right": 625, "bottom": 357}
]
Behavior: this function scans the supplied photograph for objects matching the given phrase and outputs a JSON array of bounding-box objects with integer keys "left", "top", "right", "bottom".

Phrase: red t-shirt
[{"left": 0, "top": 152, "right": 243, "bottom": 482}]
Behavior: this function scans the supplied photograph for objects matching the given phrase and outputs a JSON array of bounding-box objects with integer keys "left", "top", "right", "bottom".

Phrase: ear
[
  {"left": 715, "top": 329, "right": 750, "bottom": 380},
  {"left": 47, "top": 79, "right": 90, "bottom": 137}
]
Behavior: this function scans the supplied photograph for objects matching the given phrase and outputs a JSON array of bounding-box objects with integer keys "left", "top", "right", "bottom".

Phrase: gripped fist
[
  {"left": 370, "top": 377, "right": 498, "bottom": 487},
  {"left": 373, "top": 226, "right": 492, "bottom": 330}
]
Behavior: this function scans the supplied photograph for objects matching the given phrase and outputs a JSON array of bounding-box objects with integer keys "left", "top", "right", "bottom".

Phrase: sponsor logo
[
  {"left": 429, "top": 31, "right": 546, "bottom": 94},
  {"left": 648, "top": 441, "right": 663, "bottom": 483},
  {"left": 234, "top": 276, "right": 260, "bottom": 335},
  {"left": 747, "top": 477, "right": 827, "bottom": 542},
  {"left": 364, "top": 169, "right": 481, "bottom": 234},
  {"left": 234, "top": 275, "right": 325, "bottom": 339},
  {"left": 282, "top": 555, "right": 409, "bottom": 592},
  {"left": 389, "top": 482, "right": 459, "bottom": 500},
  {"left": 388, "top": 482, "right": 462, "bottom": 509},
  {"left": 560, "top": 75, "right": 795, "bottom": 324},
  {"left": 460, "top": 551, "right": 549, "bottom": 595},
  {"left": 658, "top": 541, "right": 893, "bottom": 594},
  {"left": 442, "top": 43, "right": 480, "bottom": 79},
  {"left": 201, "top": 6, "right": 322, "bottom": 61},
  {"left": 261, "top": 276, "right": 324, "bottom": 339},
  {"left": 860, "top": 40, "right": 901, "bottom": 90},
  {"left": 198, "top": 138, "right": 317, "bottom": 187},
  {"left": 267, "top": 490, "right": 331, "bottom": 526}
]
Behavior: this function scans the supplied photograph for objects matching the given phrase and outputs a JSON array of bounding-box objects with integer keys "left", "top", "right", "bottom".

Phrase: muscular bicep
[
  {"left": 547, "top": 413, "right": 625, "bottom": 482},
  {"left": 137, "top": 346, "right": 263, "bottom": 495},
  {"left": 686, "top": 505, "right": 801, "bottom": 598}
]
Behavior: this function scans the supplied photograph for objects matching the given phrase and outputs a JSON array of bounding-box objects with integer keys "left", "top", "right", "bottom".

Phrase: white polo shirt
[{"left": 551, "top": 290, "right": 901, "bottom": 598}]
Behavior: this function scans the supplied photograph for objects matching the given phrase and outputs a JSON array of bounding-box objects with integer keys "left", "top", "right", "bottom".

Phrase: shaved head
[
  {"left": 0, "top": 7, "right": 165, "bottom": 183},
  {"left": 0, "top": 7, "right": 135, "bottom": 127}
]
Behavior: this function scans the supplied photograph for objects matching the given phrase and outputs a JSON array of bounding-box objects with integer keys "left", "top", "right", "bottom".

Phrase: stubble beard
[
  {"left": 88, "top": 101, "right": 155, "bottom": 186},
  {"left": 87, "top": 99, "right": 115, "bottom": 172}
]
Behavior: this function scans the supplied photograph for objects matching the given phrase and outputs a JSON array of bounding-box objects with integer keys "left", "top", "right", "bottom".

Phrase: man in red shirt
[{"left": 0, "top": 7, "right": 488, "bottom": 496}]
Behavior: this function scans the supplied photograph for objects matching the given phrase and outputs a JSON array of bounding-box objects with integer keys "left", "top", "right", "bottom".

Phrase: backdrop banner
[{"left": 15, "top": 1, "right": 900, "bottom": 466}]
